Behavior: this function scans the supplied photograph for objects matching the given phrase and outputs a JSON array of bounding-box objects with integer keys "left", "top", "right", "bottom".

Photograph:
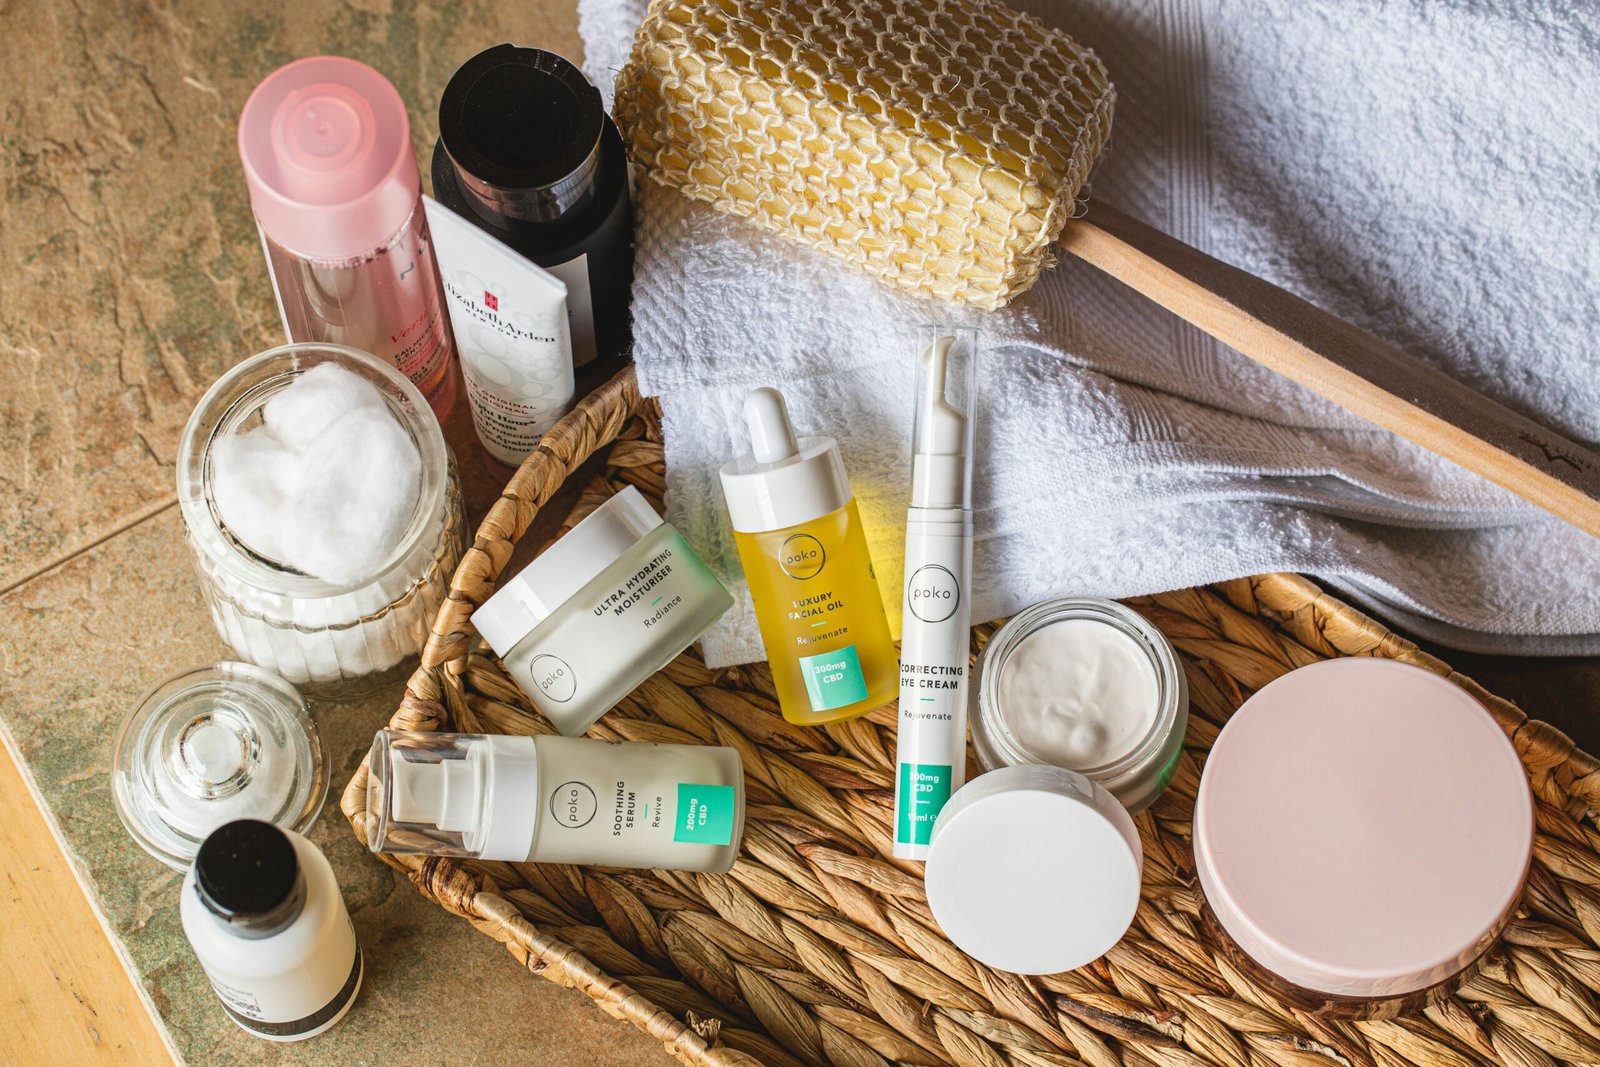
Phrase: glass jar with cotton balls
[{"left": 177, "top": 343, "right": 467, "bottom": 697}]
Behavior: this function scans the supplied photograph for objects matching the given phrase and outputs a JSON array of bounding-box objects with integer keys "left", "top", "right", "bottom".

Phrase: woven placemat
[{"left": 343, "top": 368, "right": 1600, "bottom": 1067}]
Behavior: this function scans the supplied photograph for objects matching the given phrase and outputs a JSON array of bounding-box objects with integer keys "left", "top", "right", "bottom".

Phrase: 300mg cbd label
[
  {"left": 896, "top": 763, "right": 952, "bottom": 845},
  {"left": 798, "top": 645, "right": 869, "bottom": 711}
]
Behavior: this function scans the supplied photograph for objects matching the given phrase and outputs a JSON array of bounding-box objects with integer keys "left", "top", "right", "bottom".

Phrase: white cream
[{"left": 996, "top": 619, "right": 1159, "bottom": 769}]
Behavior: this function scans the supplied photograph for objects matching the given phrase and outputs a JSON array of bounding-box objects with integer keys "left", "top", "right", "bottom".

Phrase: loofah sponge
[{"left": 614, "top": 0, "right": 1115, "bottom": 309}]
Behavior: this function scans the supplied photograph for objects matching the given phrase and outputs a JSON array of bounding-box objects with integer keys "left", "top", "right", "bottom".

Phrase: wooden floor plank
[{"left": 0, "top": 731, "right": 173, "bottom": 1062}]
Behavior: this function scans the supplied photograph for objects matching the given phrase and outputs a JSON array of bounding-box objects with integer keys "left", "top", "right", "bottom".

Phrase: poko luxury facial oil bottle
[{"left": 720, "top": 388, "right": 896, "bottom": 726}]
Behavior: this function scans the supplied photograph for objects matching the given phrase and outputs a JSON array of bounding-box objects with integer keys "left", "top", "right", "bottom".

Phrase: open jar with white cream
[{"left": 970, "top": 598, "right": 1187, "bottom": 813}]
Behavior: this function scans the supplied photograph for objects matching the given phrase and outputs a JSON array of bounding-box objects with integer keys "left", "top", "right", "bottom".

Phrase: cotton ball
[
  {"left": 262, "top": 363, "right": 387, "bottom": 451},
  {"left": 278, "top": 405, "right": 422, "bottom": 585},
  {"left": 211, "top": 429, "right": 301, "bottom": 565}
]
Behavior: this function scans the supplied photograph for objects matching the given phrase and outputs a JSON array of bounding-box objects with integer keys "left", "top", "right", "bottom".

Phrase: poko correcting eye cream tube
[
  {"left": 471, "top": 486, "right": 733, "bottom": 735},
  {"left": 894, "top": 326, "right": 978, "bottom": 859},
  {"left": 366, "top": 730, "right": 744, "bottom": 872}
]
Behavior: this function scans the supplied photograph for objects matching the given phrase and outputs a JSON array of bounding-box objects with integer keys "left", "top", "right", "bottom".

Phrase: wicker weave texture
[
  {"left": 613, "top": 0, "right": 1114, "bottom": 310},
  {"left": 345, "top": 368, "right": 1600, "bottom": 1067}
]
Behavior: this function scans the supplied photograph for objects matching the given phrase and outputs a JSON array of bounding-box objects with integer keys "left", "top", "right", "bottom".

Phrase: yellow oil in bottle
[{"left": 734, "top": 499, "right": 898, "bottom": 725}]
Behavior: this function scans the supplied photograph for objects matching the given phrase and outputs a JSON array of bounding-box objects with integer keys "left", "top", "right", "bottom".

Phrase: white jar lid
[
  {"left": 472, "top": 485, "right": 664, "bottom": 656},
  {"left": 925, "top": 764, "right": 1142, "bottom": 975}
]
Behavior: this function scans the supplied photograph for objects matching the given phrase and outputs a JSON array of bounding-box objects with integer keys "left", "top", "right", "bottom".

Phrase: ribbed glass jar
[{"left": 177, "top": 343, "right": 466, "bottom": 697}]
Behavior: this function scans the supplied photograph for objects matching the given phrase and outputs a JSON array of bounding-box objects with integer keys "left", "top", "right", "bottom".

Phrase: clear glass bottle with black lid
[{"left": 431, "top": 44, "right": 633, "bottom": 378}]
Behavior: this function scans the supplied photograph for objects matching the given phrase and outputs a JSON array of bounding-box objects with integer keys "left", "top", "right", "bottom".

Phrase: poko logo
[
  {"left": 779, "top": 534, "right": 826, "bottom": 580},
  {"left": 906, "top": 564, "right": 960, "bottom": 623},
  {"left": 549, "top": 782, "right": 597, "bottom": 828},
  {"left": 529, "top": 654, "right": 575, "bottom": 702}
]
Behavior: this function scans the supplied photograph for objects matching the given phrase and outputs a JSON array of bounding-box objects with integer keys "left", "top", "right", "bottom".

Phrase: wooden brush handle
[{"left": 1058, "top": 201, "right": 1600, "bottom": 539}]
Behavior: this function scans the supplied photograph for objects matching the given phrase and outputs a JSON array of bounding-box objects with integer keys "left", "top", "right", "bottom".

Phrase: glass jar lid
[{"left": 112, "top": 663, "right": 327, "bottom": 870}]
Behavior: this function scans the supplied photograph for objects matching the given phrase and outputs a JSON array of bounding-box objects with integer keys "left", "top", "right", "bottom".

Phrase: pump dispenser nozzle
[
  {"left": 368, "top": 731, "right": 540, "bottom": 860},
  {"left": 911, "top": 329, "right": 977, "bottom": 510},
  {"left": 389, "top": 750, "right": 481, "bottom": 833}
]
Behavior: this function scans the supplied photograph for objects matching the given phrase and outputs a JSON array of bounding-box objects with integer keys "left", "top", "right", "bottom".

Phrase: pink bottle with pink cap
[{"left": 239, "top": 57, "right": 456, "bottom": 422}]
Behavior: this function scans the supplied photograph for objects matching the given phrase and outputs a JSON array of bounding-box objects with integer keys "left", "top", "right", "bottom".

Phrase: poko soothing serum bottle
[{"left": 720, "top": 388, "right": 896, "bottom": 725}]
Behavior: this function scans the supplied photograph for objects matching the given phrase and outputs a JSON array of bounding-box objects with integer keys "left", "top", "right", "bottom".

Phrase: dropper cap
[
  {"left": 719, "top": 387, "right": 855, "bottom": 533},
  {"left": 911, "top": 326, "right": 978, "bottom": 510}
]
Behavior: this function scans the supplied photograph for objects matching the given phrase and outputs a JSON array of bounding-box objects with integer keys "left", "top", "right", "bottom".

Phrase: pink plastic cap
[
  {"left": 238, "top": 56, "right": 421, "bottom": 261},
  {"left": 1194, "top": 659, "right": 1531, "bottom": 999}
]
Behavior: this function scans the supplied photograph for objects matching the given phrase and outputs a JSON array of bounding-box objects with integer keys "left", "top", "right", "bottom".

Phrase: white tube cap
[
  {"left": 719, "top": 388, "right": 853, "bottom": 533},
  {"left": 910, "top": 327, "right": 976, "bottom": 510},
  {"left": 925, "top": 765, "right": 1142, "bottom": 975},
  {"left": 472, "top": 485, "right": 665, "bottom": 656}
]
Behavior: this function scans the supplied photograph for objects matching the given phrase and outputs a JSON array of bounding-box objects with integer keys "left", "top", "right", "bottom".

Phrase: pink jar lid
[
  {"left": 238, "top": 56, "right": 420, "bottom": 261},
  {"left": 1194, "top": 658, "right": 1531, "bottom": 999}
]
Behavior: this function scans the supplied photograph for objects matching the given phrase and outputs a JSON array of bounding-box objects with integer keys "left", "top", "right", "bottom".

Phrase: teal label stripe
[
  {"left": 674, "top": 783, "right": 737, "bottom": 845},
  {"left": 896, "top": 763, "right": 952, "bottom": 846},
  {"left": 798, "top": 645, "right": 868, "bottom": 711}
]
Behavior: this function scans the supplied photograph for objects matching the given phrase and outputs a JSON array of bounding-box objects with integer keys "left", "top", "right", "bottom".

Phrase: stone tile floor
[{"left": 1, "top": 1, "right": 668, "bottom": 1062}]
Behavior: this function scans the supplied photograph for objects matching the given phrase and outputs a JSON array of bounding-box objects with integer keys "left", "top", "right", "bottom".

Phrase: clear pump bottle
[{"left": 719, "top": 388, "right": 897, "bottom": 725}]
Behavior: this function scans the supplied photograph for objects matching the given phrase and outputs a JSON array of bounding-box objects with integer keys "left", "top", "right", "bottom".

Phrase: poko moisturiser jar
[{"left": 471, "top": 486, "right": 733, "bottom": 735}]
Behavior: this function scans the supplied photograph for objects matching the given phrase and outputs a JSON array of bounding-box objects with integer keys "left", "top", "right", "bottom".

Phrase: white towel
[{"left": 579, "top": 0, "right": 1600, "bottom": 663}]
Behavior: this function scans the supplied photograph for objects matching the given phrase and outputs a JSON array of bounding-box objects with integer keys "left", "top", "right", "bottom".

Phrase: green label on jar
[{"left": 674, "top": 783, "right": 737, "bottom": 845}]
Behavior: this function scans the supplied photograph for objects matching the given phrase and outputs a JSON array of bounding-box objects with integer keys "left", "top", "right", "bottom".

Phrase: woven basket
[{"left": 342, "top": 366, "right": 1600, "bottom": 1067}]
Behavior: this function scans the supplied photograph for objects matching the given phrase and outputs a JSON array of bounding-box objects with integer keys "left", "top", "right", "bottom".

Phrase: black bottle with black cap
[
  {"left": 432, "top": 44, "right": 634, "bottom": 378},
  {"left": 179, "top": 820, "right": 363, "bottom": 1041}
]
